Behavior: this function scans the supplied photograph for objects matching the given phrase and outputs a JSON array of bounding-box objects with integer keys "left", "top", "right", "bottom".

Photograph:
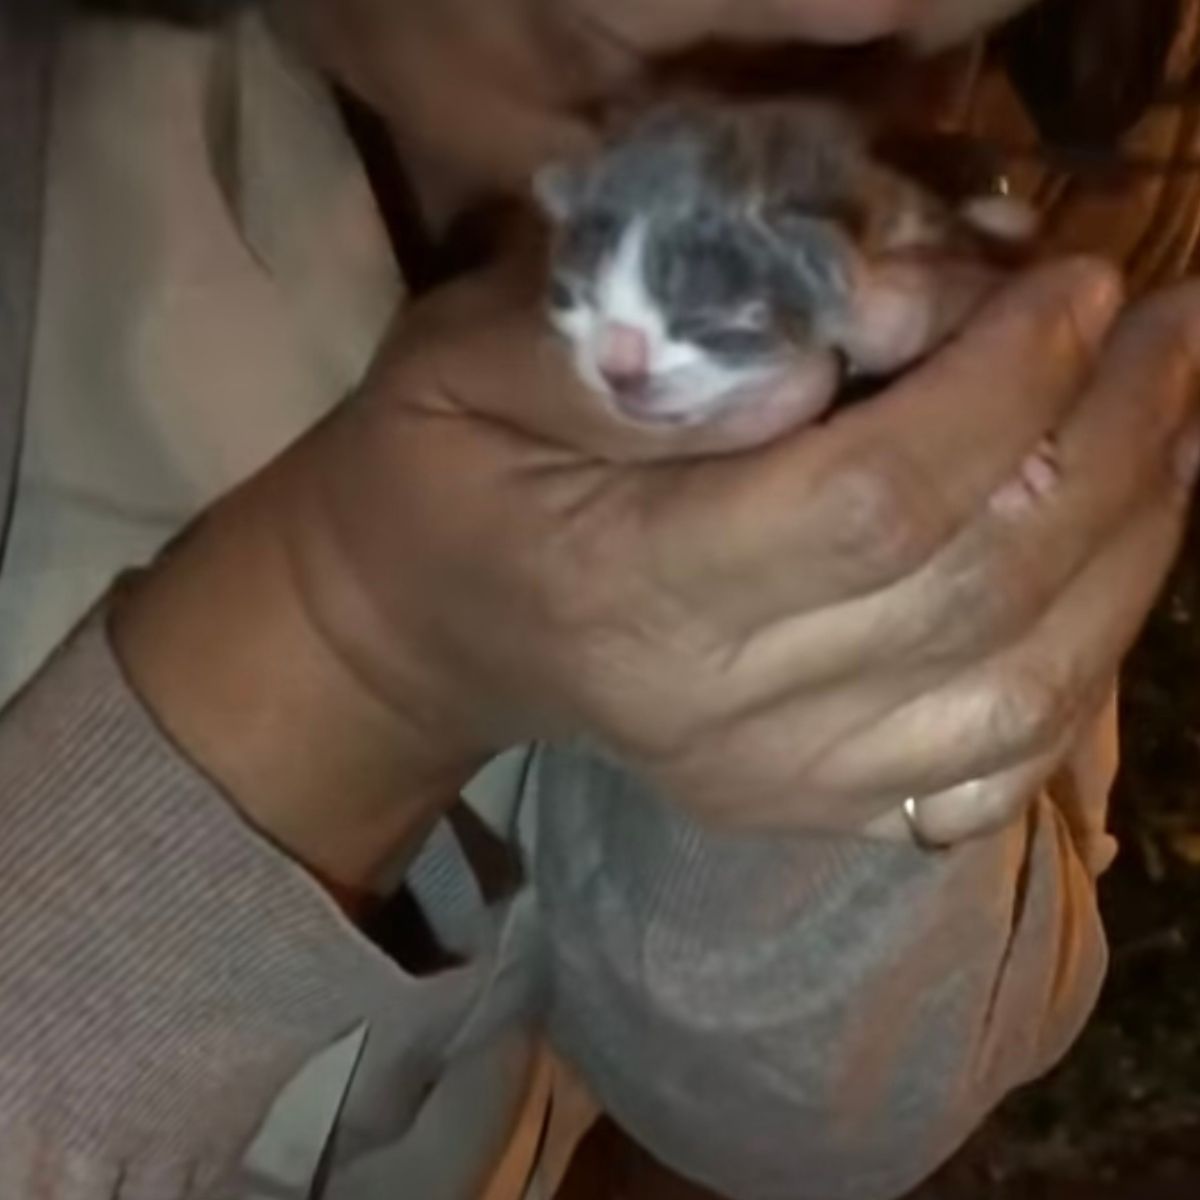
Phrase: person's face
[{"left": 909, "top": 0, "right": 1037, "bottom": 47}]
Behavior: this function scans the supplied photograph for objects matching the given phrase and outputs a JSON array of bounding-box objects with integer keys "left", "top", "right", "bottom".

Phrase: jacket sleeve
[
  {"left": 0, "top": 609, "right": 440, "bottom": 1199},
  {"left": 531, "top": 741, "right": 1109, "bottom": 1200}
]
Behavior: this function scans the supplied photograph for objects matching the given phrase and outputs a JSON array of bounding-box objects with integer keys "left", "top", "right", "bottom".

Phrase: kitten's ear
[{"left": 533, "top": 161, "right": 583, "bottom": 223}]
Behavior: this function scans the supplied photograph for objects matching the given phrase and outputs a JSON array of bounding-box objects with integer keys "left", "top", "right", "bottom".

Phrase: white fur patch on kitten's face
[{"left": 551, "top": 220, "right": 778, "bottom": 425}]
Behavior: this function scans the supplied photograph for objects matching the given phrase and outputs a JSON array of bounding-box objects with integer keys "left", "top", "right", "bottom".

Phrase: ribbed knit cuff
[
  {"left": 532, "top": 743, "right": 1108, "bottom": 1200},
  {"left": 0, "top": 606, "right": 466, "bottom": 1196}
]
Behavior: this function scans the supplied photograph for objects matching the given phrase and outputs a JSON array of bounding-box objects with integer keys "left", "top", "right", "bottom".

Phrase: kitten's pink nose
[{"left": 595, "top": 323, "right": 650, "bottom": 390}]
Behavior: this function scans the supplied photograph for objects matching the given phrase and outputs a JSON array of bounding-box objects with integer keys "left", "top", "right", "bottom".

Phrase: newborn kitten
[{"left": 535, "top": 100, "right": 1034, "bottom": 426}]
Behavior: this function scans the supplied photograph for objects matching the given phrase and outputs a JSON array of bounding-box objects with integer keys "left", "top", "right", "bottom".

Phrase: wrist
[{"left": 111, "top": 446, "right": 483, "bottom": 891}]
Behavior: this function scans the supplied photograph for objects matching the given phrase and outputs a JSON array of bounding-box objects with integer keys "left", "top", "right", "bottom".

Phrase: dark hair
[
  {"left": 75, "top": 0, "right": 254, "bottom": 27},
  {"left": 998, "top": 0, "right": 1186, "bottom": 153}
]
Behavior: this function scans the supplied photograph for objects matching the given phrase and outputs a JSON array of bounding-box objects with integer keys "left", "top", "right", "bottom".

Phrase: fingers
[
  {"left": 807, "top": 486, "right": 1189, "bottom": 804},
  {"left": 861, "top": 747, "right": 1063, "bottom": 846},
  {"left": 647, "top": 278, "right": 1198, "bottom": 832},
  {"left": 768, "top": 278, "right": 1200, "bottom": 681},
  {"left": 1030, "top": 282, "right": 1200, "bottom": 549},
  {"left": 861, "top": 687, "right": 1117, "bottom": 851},
  {"left": 839, "top": 257, "right": 1001, "bottom": 375},
  {"left": 906, "top": 281, "right": 1200, "bottom": 664},
  {"left": 834, "top": 259, "right": 1122, "bottom": 553},
  {"left": 659, "top": 259, "right": 1123, "bottom": 623}
]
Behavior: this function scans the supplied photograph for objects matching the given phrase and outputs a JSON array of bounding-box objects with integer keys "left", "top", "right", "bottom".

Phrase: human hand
[
  {"left": 261, "top": 251, "right": 1196, "bottom": 845},
  {"left": 115, "top": 244, "right": 1200, "bottom": 872}
]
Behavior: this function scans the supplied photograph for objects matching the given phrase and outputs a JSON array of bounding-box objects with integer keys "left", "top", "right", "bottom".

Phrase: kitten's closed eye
[
  {"left": 677, "top": 323, "right": 775, "bottom": 360},
  {"left": 549, "top": 277, "right": 579, "bottom": 311},
  {"left": 562, "top": 212, "right": 623, "bottom": 274},
  {"left": 673, "top": 304, "right": 775, "bottom": 359}
]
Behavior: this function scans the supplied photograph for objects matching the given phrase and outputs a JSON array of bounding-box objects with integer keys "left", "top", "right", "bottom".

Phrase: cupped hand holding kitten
[
  {"left": 249, "top": 0, "right": 1189, "bottom": 853},
  {"left": 528, "top": 94, "right": 1126, "bottom": 849},
  {"left": 116, "top": 164, "right": 1200, "bottom": 867},
  {"left": 272, "top": 246, "right": 1198, "bottom": 848}
]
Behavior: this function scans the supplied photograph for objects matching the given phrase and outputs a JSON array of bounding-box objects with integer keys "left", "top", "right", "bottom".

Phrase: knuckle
[
  {"left": 912, "top": 538, "right": 1053, "bottom": 663},
  {"left": 969, "top": 535, "right": 1058, "bottom": 647},
  {"left": 990, "top": 661, "right": 1073, "bottom": 757},
  {"left": 818, "top": 441, "right": 951, "bottom": 586}
]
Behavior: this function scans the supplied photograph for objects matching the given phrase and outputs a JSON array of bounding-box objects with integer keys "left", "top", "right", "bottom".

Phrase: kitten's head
[{"left": 534, "top": 104, "right": 878, "bottom": 425}]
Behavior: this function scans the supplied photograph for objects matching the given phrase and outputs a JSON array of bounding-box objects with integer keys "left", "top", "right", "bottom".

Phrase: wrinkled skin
[
  {"left": 274, "top": 248, "right": 1200, "bottom": 844},
  {"left": 253, "top": 0, "right": 1198, "bottom": 849},
  {"left": 258, "top": 2, "right": 1200, "bottom": 844}
]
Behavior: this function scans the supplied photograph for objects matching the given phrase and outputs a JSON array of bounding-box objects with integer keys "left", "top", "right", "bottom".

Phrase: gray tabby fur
[{"left": 537, "top": 100, "right": 956, "bottom": 386}]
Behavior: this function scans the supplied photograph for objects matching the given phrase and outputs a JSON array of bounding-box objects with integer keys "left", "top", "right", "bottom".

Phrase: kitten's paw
[
  {"left": 833, "top": 256, "right": 1002, "bottom": 376},
  {"left": 960, "top": 193, "right": 1041, "bottom": 244}
]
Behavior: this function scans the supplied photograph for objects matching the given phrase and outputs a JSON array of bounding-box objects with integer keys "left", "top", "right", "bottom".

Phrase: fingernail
[
  {"left": 1061, "top": 258, "right": 1125, "bottom": 351},
  {"left": 1174, "top": 419, "right": 1200, "bottom": 490}
]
